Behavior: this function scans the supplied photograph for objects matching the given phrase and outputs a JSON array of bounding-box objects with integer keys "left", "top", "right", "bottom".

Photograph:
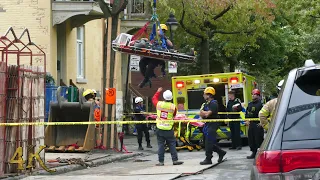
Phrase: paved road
[{"left": 23, "top": 136, "right": 254, "bottom": 180}]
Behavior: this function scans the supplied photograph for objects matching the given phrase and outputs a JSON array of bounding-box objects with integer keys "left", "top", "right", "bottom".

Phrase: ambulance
[{"left": 171, "top": 72, "right": 258, "bottom": 141}]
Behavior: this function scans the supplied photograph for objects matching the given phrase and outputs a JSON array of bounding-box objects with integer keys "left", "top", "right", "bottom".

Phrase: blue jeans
[{"left": 156, "top": 129, "right": 178, "bottom": 163}]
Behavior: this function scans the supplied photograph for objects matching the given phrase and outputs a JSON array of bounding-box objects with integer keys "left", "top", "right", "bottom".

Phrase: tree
[
  {"left": 97, "top": 0, "right": 128, "bottom": 148},
  {"left": 158, "top": 0, "right": 275, "bottom": 73},
  {"left": 237, "top": 10, "right": 309, "bottom": 96}
]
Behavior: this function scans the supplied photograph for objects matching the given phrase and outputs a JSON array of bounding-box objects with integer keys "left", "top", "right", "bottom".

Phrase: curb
[{"left": 5, "top": 152, "right": 143, "bottom": 180}]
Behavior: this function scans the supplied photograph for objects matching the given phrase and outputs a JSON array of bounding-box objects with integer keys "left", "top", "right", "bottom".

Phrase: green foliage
[{"left": 151, "top": 0, "right": 320, "bottom": 95}]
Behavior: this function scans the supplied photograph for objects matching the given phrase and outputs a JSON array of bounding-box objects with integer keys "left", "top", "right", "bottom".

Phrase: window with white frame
[{"left": 77, "top": 26, "right": 85, "bottom": 79}]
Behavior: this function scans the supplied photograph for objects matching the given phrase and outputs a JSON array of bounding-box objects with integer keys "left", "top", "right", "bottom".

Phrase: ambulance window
[
  {"left": 230, "top": 88, "right": 244, "bottom": 102},
  {"left": 187, "top": 89, "right": 205, "bottom": 110},
  {"left": 283, "top": 69, "right": 320, "bottom": 142}
]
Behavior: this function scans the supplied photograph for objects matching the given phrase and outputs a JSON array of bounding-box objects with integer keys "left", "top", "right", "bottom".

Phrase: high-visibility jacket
[
  {"left": 259, "top": 98, "right": 278, "bottom": 130},
  {"left": 156, "top": 101, "right": 176, "bottom": 130}
]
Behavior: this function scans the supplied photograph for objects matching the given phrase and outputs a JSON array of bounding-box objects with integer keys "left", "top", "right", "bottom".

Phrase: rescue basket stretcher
[{"left": 112, "top": 33, "right": 196, "bottom": 63}]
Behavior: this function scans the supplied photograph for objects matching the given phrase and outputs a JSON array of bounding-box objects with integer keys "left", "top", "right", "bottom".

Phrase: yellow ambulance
[{"left": 171, "top": 72, "right": 258, "bottom": 141}]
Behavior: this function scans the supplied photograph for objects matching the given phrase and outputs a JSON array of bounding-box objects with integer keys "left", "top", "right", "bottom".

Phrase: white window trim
[{"left": 76, "top": 26, "right": 86, "bottom": 83}]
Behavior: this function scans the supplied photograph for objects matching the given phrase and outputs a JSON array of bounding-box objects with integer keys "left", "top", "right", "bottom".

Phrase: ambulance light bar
[
  {"left": 176, "top": 81, "right": 185, "bottom": 88},
  {"left": 230, "top": 77, "right": 238, "bottom": 84}
]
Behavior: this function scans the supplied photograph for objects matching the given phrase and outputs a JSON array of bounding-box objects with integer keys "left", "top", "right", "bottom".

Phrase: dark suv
[{"left": 251, "top": 59, "right": 320, "bottom": 180}]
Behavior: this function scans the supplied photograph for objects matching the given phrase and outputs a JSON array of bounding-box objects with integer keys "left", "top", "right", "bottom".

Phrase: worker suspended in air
[{"left": 138, "top": 24, "right": 173, "bottom": 88}]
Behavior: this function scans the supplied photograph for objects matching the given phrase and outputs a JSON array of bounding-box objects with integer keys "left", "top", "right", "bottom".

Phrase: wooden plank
[{"left": 103, "top": 17, "right": 113, "bottom": 148}]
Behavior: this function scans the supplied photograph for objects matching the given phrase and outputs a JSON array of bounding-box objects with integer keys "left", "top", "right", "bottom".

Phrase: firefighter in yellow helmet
[
  {"left": 200, "top": 87, "right": 226, "bottom": 165},
  {"left": 157, "top": 24, "right": 173, "bottom": 48},
  {"left": 83, "top": 89, "right": 102, "bottom": 148},
  {"left": 83, "top": 89, "right": 95, "bottom": 102}
]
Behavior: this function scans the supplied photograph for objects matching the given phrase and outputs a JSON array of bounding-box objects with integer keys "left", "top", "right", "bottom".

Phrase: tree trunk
[{"left": 200, "top": 39, "right": 210, "bottom": 74}]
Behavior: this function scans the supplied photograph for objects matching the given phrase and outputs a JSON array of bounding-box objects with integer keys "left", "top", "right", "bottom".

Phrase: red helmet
[{"left": 252, "top": 89, "right": 261, "bottom": 96}]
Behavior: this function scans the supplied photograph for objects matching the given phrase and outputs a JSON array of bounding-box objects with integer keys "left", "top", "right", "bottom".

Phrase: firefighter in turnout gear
[
  {"left": 246, "top": 89, "right": 264, "bottom": 159},
  {"left": 152, "top": 87, "right": 183, "bottom": 166},
  {"left": 226, "top": 90, "right": 243, "bottom": 150},
  {"left": 259, "top": 79, "right": 284, "bottom": 131},
  {"left": 134, "top": 97, "right": 152, "bottom": 150},
  {"left": 200, "top": 87, "right": 227, "bottom": 165}
]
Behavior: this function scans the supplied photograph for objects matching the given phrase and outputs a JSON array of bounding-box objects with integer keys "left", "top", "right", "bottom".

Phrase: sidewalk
[{"left": 2, "top": 135, "right": 149, "bottom": 180}]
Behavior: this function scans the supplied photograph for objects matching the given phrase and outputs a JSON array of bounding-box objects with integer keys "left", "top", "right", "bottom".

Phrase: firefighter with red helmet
[{"left": 245, "top": 89, "right": 264, "bottom": 159}]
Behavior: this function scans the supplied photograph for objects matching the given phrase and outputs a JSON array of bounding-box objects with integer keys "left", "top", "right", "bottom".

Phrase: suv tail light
[{"left": 256, "top": 150, "right": 320, "bottom": 179}]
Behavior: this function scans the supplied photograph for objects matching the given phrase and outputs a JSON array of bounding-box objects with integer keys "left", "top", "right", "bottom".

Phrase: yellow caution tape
[
  {"left": 0, "top": 118, "right": 261, "bottom": 126},
  {"left": 125, "top": 112, "right": 242, "bottom": 115}
]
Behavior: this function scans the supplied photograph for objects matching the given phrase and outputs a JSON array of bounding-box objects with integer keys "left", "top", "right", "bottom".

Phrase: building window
[{"left": 77, "top": 26, "right": 85, "bottom": 80}]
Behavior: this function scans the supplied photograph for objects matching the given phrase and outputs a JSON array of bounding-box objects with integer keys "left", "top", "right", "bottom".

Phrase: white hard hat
[
  {"left": 135, "top": 97, "right": 143, "bottom": 103},
  {"left": 163, "top": 90, "right": 173, "bottom": 101},
  {"left": 277, "top": 80, "right": 284, "bottom": 90},
  {"left": 92, "top": 89, "right": 97, "bottom": 94}
]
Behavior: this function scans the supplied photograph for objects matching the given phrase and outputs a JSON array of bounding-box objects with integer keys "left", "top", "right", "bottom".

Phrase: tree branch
[
  {"left": 204, "top": 4, "right": 232, "bottom": 29},
  {"left": 97, "top": 0, "right": 112, "bottom": 17},
  {"left": 212, "top": 28, "right": 256, "bottom": 34},
  {"left": 111, "top": 0, "right": 128, "bottom": 15},
  {"left": 179, "top": 0, "right": 204, "bottom": 39},
  {"left": 213, "top": 5, "right": 232, "bottom": 20}
]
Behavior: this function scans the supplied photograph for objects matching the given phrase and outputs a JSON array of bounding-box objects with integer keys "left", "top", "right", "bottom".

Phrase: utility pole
[{"left": 97, "top": 0, "right": 128, "bottom": 149}]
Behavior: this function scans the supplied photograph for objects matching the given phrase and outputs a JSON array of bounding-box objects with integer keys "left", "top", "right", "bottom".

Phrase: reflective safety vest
[{"left": 156, "top": 101, "right": 176, "bottom": 130}]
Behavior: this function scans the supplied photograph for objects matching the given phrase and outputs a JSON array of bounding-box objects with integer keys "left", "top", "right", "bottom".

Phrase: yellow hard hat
[
  {"left": 159, "top": 24, "right": 168, "bottom": 31},
  {"left": 83, "top": 89, "right": 94, "bottom": 97},
  {"left": 204, "top": 87, "right": 216, "bottom": 95}
]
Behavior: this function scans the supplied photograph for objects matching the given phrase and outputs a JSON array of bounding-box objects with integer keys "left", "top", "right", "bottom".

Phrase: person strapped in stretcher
[{"left": 138, "top": 24, "right": 173, "bottom": 88}]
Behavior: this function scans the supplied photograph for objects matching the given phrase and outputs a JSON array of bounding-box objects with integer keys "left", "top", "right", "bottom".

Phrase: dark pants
[
  {"left": 136, "top": 124, "right": 150, "bottom": 145},
  {"left": 156, "top": 129, "right": 178, "bottom": 163},
  {"left": 229, "top": 121, "right": 242, "bottom": 148},
  {"left": 248, "top": 122, "right": 264, "bottom": 153},
  {"left": 139, "top": 58, "right": 157, "bottom": 81},
  {"left": 204, "top": 123, "right": 223, "bottom": 159}
]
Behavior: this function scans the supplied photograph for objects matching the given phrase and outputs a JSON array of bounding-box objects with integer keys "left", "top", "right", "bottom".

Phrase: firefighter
[
  {"left": 83, "top": 89, "right": 95, "bottom": 102},
  {"left": 152, "top": 87, "right": 183, "bottom": 166},
  {"left": 226, "top": 90, "right": 243, "bottom": 150},
  {"left": 246, "top": 89, "right": 264, "bottom": 159},
  {"left": 83, "top": 89, "right": 102, "bottom": 147},
  {"left": 259, "top": 79, "right": 284, "bottom": 131},
  {"left": 134, "top": 97, "right": 152, "bottom": 150},
  {"left": 138, "top": 24, "right": 172, "bottom": 88},
  {"left": 91, "top": 89, "right": 100, "bottom": 106},
  {"left": 200, "top": 87, "right": 226, "bottom": 165}
]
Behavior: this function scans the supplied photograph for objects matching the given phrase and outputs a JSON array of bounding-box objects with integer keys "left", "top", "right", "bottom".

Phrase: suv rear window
[{"left": 283, "top": 69, "right": 320, "bottom": 141}]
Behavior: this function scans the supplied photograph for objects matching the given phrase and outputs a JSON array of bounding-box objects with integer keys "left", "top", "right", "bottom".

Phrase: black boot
[
  {"left": 138, "top": 80, "right": 146, "bottom": 88},
  {"left": 200, "top": 158, "right": 212, "bottom": 165},
  {"left": 147, "top": 142, "right": 152, "bottom": 148},
  {"left": 247, "top": 151, "right": 256, "bottom": 159},
  {"left": 138, "top": 144, "right": 144, "bottom": 150},
  {"left": 217, "top": 150, "right": 227, "bottom": 163},
  {"left": 173, "top": 161, "right": 184, "bottom": 165}
]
